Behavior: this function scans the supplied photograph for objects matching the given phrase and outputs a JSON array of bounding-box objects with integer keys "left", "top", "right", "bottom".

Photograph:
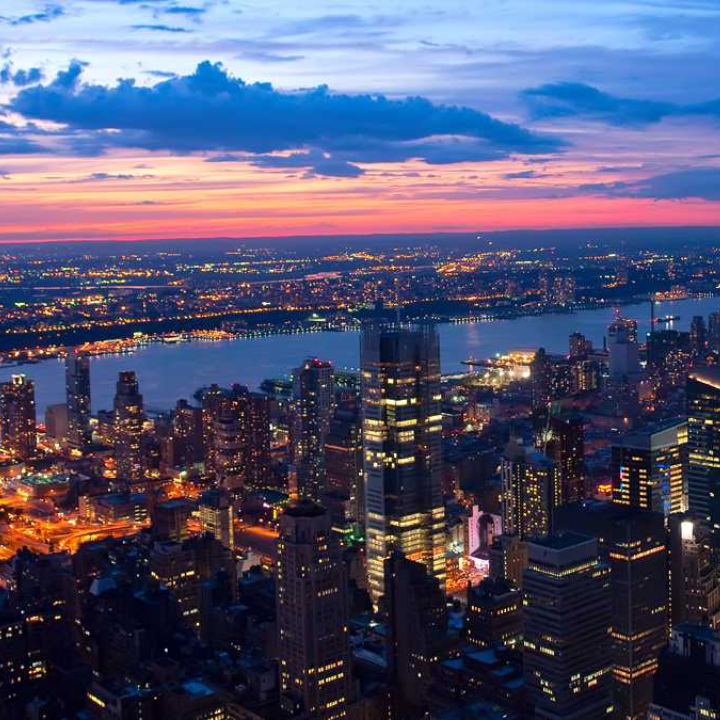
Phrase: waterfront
[{"left": 3, "top": 297, "right": 718, "bottom": 417}]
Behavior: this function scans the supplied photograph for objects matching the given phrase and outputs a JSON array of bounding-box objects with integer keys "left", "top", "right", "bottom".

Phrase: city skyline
[{"left": 1, "top": 0, "right": 720, "bottom": 243}]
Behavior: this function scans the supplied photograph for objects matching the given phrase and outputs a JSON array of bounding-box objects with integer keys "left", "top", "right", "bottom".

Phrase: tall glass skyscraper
[
  {"left": 291, "top": 358, "right": 334, "bottom": 502},
  {"left": 113, "top": 371, "right": 145, "bottom": 484},
  {"left": 65, "top": 348, "right": 91, "bottom": 452},
  {"left": 687, "top": 367, "right": 720, "bottom": 532},
  {"left": 361, "top": 324, "right": 445, "bottom": 602},
  {"left": 0, "top": 374, "right": 37, "bottom": 460}
]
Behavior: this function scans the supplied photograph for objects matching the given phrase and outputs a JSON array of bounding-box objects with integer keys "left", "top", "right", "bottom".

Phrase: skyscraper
[
  {"left": 384, "top": 552, "right": 447, "bottom": 714},
  {"left": 523, "top": 533, "right": 614, "bottom": 719},
  {"left": 65, "top": 348, "right": 92, "bottom": 452},
  {"left": 669, "top": 514, "right": 720, "bottom": 629},
  {"left": 555, "top": 502, "right": 668, "bottom": 720},
  {"left": 686, "top": 367, "right": 720, "bottom": 531},
  {"left": 690, "top": 315, "right": 707, "bottom": 357},
  {"left": 708, "top": 311, "right": 720, "bottom": 352},
  {"left": 501, "top": 438, "right": 561, "bottom": 540},
  {"left": 0, "top": 374, "right": 37, "bottom": 460},
  {"left": 113, "top": 371, "right": 145, "bottom": 484},
  {"left": 276, "top": 501, "right": 352, "bottom": 718},
  {"left": 199, "top": 488, "right": 235, "bottom": 550},
  {"left": 612, "top": 419, "right": 687, "bottom": 516},
  {"left": 608, "top": 316, "right": 641, "bottom": 383},
  {"left": 324, "top": 398, "right": 364, "bottom": 529},
  {"left": 538, "top": 412, "right": 586, "bottom": 503},
  {"left": 206, "top": 384, "right": 272, "bottom": 491},
  {"left": 291, "top": 358, "right": 334, "bottom": 501},
  {"left": 361, "top": 324, "right": 445, "bottom": 602}
]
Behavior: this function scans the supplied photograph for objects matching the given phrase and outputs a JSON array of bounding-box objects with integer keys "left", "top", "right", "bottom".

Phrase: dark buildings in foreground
[
  {"left": 523, "top": 533, "right": 614, "bottom": 720},
  {"left": 556, "top": 501, "right": 668, "bottom": 720},
  {"left": 275, "top": 501, "right": 353, "bottom": 718}
]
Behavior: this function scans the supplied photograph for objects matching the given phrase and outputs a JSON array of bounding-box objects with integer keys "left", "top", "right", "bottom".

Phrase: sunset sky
[{"left": 1, "top": 0, "right": 720, "bottom": 243}]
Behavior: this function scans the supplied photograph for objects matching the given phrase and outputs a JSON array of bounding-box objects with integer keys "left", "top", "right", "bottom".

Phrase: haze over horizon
[{"left": 1, "top": 0, "right": 720, "bottom": 244}]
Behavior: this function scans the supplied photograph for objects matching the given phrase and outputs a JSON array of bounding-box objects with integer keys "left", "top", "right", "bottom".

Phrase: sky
[{"left": 1, "top": 0, "right": 720, "bottom": 244}]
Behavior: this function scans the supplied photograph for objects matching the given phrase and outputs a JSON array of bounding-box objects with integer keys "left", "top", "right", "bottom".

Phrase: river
[{"left": 2, "top": 297, "right": 718, "bottom": 417}]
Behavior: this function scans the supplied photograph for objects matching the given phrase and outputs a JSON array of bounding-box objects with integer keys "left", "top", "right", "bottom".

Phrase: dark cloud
[
  {"left": 144, "top": 70, "right": 178, "bottom": 78},
  {"left": 11, "top": 60, "right": 564, "bottom": 173},
  {"left": 522, "top": 81, "right": 720, "bottom": 127},
  {"left": 503, "top": 170, "right": 549, "bottom": 179},
  {"left": 162, "top": 6, "right": 206, "bottom": 17},
  {"left": 207, "top": 149, "right": 364, "bottom": 177},
  {"left": 77, "top": 172, "right": 155, "bottom": 182},
  {"left": 580, "top": 167, "right": 720, "bottom": 201},
  {"left": 0, "top": 136, "right": 46, "bottom": 154},
  {"left": 0, "top": 64, "right": 43, "bottom": 87},
  {"left": 0, "top": 4, "right": 64, "bottom": 25},
  {"left": 131, "top": 24, "right": 191, "bottom": 33}
]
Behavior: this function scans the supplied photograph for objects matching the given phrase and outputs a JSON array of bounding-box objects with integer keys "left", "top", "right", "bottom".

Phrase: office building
[
  {"left": 690, "top": 315, "right": 707, "bottom": 357},
  {"left": 669, "top": 515, "right": 720, "bottom": 630},
  {"left": 385, "top": 552, "right": 447, "bottom": 714},
  {"left": 276, "top": 501, "right": 352, "bottom": 718},
  {"left": 65, "top": 348, "right": 92, "bottom": 451},
  {"left": 0, "top": 374, "right": 37, "bottom": 460},
  {"left": 291, "top": 358, "right": 334, "bottom": 501},
  {"left": 523, "top": 533, "right": 614, "bottom": 719},
  {"left": 465, "top": 577, "right": 522, "bottom": 650},
  {"left": 709, "top": 311, "right": 720, "bottom": 352},
  {"left": 556, "top": 502, "right": 668, "bottom": 720},
  {"left": 199, "top": 487, "right": 235, "bottom": 550},
  {"left": 612, "top": 419, "right": 687, "bottom": 517},
  {"left": 361, "top": 324, "right": 445, "bottom": 602},
  {"left": 608, "top": 316, "right": 641, "bottom": 383},
  {"left": 163, "top": 398, "right": 204, "bottom": 469},
  {"left": 324, "top": 399, "right": 364, "bottom": 529},
  {"left": 687, "top": 368, "right": 720, "bottom": 532},
  {"left": 501, "top": 439, "right": 561, "bottom": 540},
  {"left": 489, "top": 533, "right": 528, "bottom": 589},
  {"left": 538, "top": 412, "right": 586, "bottom": 503},
  {"left": 113, "top": 371, "right": 145, "bottom": 484},
  {"left": 569, "top": 332, "right": 592, "bottom": 358}
]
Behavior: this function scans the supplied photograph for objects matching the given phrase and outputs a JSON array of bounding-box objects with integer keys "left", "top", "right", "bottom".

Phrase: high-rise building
[
  {"left": 324, "top": 398, "right": 364, "bottom": 529},
  {"left": 207, "top": 385, "right": 272, "bottom": 491},
  {"left": 276, "top": 501, "right": 352, "bottom": 718},
  {"left": 199, "top": 488, "right": 235, "bottom": 550},
  {"left": 709, "top": 311, "right": 720, "bottom": 352},
  {"left": 291, "top": 358, "right": 334, "bottom": 501},
  {"left": 690, "top": 315, "right": 707, "bottom": 357},
  {"left": 687, "top": 367, "right": 720, "bottom": 532},
  {"left": 555, "top": 502, "right": 668, "bottom": 720},
  {"left": 608, "top": 316, "right": 641, "bottom": 383},
  {"left": 0, "top": 374, "right": 37, "bottom": 460},
  {"left": 501, "top": 439, "right": 561, "bottom": 540},
  {"left": 163, "top": 399, "right": 203, "bottom": 469},
  {"left": 569, "top": 332, "right": 592, "bottom": 358},
  {"left": 531, "top": 348, "right": 575, "bottom": 409},
  {"left": 612, "top": 419, "right": 687, "bottom": 517},
  {"left": 523, "top": 533, "right": 614, "bottom": 719},
  {"left": 669, "top": 514, "right": 720, "bottom": 630},
  {"left": 361, "top": 324, "right": 445, "bottom": 602},
  {"left": 465, "top": 576, "right": 522, "bottom": 650},
  {"left": 537, "top": 412, "right": 586, "bottom": 503},
  {"left": 113, "top": 371, "right": 145, "bottom": 484},
  {"left": 385, "top": 552, "right": 447, "bottom": 714},
  {"left": 65, "top": 348, "right": 92, "bottom": 451},
  {"left": 489, "top": 533, "right": 528, "bottom": 589}
]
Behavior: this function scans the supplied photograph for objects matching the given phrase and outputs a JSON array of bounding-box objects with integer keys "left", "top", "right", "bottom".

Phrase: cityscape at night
[{"left": 2, "top": 1, "right": 720, "bottom": 719}]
